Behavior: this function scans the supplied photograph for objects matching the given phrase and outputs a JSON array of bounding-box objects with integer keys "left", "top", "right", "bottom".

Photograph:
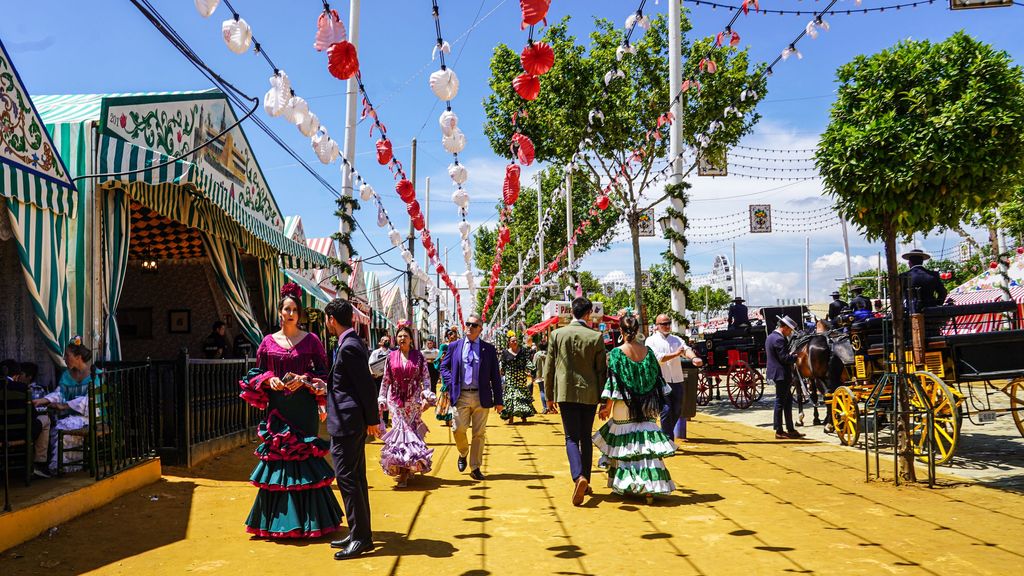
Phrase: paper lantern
[
  {"left": 520, "top": 42, "right": 554, "bottom": 76},
  {"left": 298, "top": 112, "right": 319, "bottom": 137},
  {"left": 532, "top": 275, "right": 540, "bottom": 285},
  {"left": 314, "top": 9, "right": 346, "bottom": 52},
  {"left": 396, "top": 179, "right": 416, "bottom": 203},
  {"left": 401, "top": 250, "right": 414, "bottom": 264},
  {"left": 222, "top": 17, "right": 252, "bottom": 54},
  {"left": 548, "top": 261, "right": 558, "bottom": 272},
  {"left": 359, "top": 184, "right": 375, "bottom": 201},
  {"left": 376, "top": 138, "right": 393, "bottom": 165},
  {"left": 492, "top": 263, "right": 502, "bottom": 275},
  {"left": 513, "top": 73, "right": 540, "bottom": 101},
  {"left": 458, "top": 221, "right": 471, "bottom": 236},
  {"left": 412, "top": 213, "right": 425, "bottom": 231},
  {"left": 389, "top": 229, "right": 403, "bottom": 246},
  {"left": 499, "top": 226, "right": 511, "bottom": 246},
  {"left": 194, "top": 0, "right": 220, "bottom": 18},
  {"left": 429, "top": 68, "right": 460, "bottom": 101},
  {"left": 512, "top": 133, "right": 535, "bottom": 166},
  {"left": 439, "top": 110, "right": 459, "bottom": 136},
  {"left": 406, "top": 199, "right": 422, "bottom": 219},
  {"left": 452, "top": 189, "right": 470, "bottom": 209},
  {"left": 503, "top": 163, "right": 521, "bottom": 206},
  {"left": 448, "top": 163, "right": 468, "bottom": 185},
  {"left": 327, "top": 41, "right": 359, "bottom": 80},
  {"left": 442, "top": 128, "right": 466, "bottom": 154},
  {"left": 596, "top": 195, "right": 610, "bottom": 211},
  {"left": 990, "top": 262, "right": 999, "bottom": 269},
  {"left": 284, "top": 95, "right": 309, "bottom": 126},
  {"left": 311, "top": 128, "right": 339, "bottom": 164},
  {"left": 376, "top": 205, "right": 388, "bottom": 228},
  {"left": 263, "top": 71, "right": 290, "bottom": 117},
  {"left": 520, "top": 0, "right": 551, "bottom": 29}
]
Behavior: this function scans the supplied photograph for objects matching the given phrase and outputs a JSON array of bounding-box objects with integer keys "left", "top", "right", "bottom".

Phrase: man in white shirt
[
  {"left": 421, "top": 339, "right": 440, "bottom": 393},
  {"left": 645, "top": 314, "right": 703, "bottom": 444}
]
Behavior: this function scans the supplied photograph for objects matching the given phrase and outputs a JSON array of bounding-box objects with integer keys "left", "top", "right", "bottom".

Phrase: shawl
[{"left": 386, "top": 348, "right": 426, "bottom": 403}]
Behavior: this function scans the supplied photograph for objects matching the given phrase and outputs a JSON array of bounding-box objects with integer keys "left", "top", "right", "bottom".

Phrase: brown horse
[{"left": 792, "top": 323, "right": 854, "bottom": 428}]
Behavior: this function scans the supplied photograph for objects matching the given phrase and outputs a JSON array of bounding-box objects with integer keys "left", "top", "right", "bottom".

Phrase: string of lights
[{"left": 687, "top": 0, "right": 939, "bottom": 16}]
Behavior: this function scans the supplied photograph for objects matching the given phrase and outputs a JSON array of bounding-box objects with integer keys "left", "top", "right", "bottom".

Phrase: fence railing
[
  {"left": 91, "top": 363, "right": 157, "bottom": 480},
  {"left": 180, "top": 354, "right": 255, "bottom": 466}
]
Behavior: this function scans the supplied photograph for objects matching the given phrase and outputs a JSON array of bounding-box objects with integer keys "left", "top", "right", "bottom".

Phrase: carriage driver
[
  {"left": 727, "top": 297, "right": 750, "bottom": 330},
  {"left": 827, "top": 291, "right": 848, "bottom": 323},
  {"left": 849, "top": 286, "right": 873, "bottom": 321},
  {"left": 899, "top": 249, "right": 947, "bottom": 313}
]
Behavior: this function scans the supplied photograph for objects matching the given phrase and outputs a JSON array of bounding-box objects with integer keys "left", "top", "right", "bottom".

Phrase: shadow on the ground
[
  {"left": 483, "top": 472, "right": 555, "bottom": 481},
  {"left": 0, "top": 478, "right": 196, "bottom": 576},
  {"left": 580, "top": 489, "right": 724, "bottom": 509}
]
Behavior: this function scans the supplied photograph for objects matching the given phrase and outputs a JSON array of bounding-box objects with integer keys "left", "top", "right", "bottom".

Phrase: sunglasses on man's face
[
  {"left": 656, "top": 321, "right": 671, "bottom": 326},
  {"left": 466, "top": 322, "right": 481, "bottom": 328}
]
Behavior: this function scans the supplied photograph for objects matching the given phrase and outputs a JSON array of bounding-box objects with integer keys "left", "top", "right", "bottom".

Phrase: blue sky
[{"left": 3, "top": 0, "right": 1023, "bottom": 309}]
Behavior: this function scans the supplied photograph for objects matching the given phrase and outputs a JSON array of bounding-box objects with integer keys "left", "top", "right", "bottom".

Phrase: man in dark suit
[
  {"left": 899, "top": 249, "right": 947, "bottom": 313},
  {"left": 728, "top": 297, "right": 750, "bottom": 329},
  {"left": 766, "top": 315, "right": 803, "bottom": 440},
  {"left": 827, "top": 291, "right": 848, "bottom": 322},
  {"left": 849, "top": 285, "right": 872, "bottom": 320},
  {"left": 439, "top": 313, "right": 503, "bottom": 480},
  {"left": 324, "top": 299, "right": 380, "bottom": 560}
]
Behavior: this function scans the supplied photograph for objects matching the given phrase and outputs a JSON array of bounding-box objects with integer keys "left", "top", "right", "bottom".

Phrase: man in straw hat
[
  {"left": 766, "top": 315, "right": 804, "bottom": 440},
  {"left": 899, "top": 248, "right": 947, "bottom": 313}
]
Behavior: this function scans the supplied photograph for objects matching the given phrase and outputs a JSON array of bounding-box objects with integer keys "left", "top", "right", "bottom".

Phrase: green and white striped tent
[
  {"left": 33, "top": 90, "right": 331, "bottom": 360},
  {"left": 0, "top": 39, "right": 80, "bottom": 365}
]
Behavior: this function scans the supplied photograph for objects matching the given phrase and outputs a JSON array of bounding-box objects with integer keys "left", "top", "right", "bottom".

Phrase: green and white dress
[{"left": 592, "top": 347, "right": 676, "bottom": 497}]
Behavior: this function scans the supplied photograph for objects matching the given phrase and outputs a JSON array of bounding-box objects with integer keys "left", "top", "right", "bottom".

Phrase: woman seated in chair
[{"left": 32, "top": 337, "right": 95, "bottom": 474}]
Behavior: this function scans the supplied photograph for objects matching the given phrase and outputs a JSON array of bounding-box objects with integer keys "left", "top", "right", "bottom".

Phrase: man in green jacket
[{"left": 544, "top": 297, "right": 608, "bottom": 506}]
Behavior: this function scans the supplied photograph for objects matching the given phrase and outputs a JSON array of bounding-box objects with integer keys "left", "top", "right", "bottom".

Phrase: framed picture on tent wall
[{"left": 168, "top": 309, "right": 191, "bottom": 334}]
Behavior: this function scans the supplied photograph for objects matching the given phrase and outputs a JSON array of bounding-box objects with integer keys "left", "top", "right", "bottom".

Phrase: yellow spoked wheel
[
  {"left": 830, "top": 386, "right": 860, "bottom": 447},
  {"left": 910, "top": 372, "right": 962, "bottom": 465},
  {"left": 1009, "top": 377, "right": 1024, "bottom": 439}
]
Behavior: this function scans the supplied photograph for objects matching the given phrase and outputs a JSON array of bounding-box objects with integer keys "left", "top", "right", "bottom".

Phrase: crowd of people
[{"left": 233, "top": 283, "right": 706, "bottom": 560}]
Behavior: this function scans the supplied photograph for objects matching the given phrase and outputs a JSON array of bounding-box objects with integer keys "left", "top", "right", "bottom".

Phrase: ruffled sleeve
[
  {"left": 420, "top": 357, "right": 437, "bottom": 405},
  {"left": 239, "top": 337, "right": 274, "bottom": 409}
]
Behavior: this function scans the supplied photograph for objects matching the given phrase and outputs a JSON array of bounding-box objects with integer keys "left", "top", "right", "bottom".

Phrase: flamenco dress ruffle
[
  {"left": 379, "top": 413, "right": 434, "bottom": 475},
  {"left": 593, "top": 412, "right": 676, "bottom": 496},
  {"left": 241, "top": 369, "right": 343, "bottom": 538}
]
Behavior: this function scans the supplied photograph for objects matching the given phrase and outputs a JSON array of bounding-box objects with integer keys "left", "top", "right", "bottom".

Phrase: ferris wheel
[{"left": 711, "top": 254, "right": 733, "bottom": 294}]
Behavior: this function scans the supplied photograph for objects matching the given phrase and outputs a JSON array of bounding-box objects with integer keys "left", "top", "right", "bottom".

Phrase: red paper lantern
[
  {"left": 532, "top": 275, "right": 540, "bottom": 285},
  {"left": 596, "top": 195, "right": 610, "bottom": 210},
  {"left": 412, "top": 212, "right": 425, "bottom": 231},
  {"left": 512, "top": 133, "right": 535, "bottom": 166},
  {"left": 376, "top": 139, "right": 393, "bottom": 165},
  {"left": 503, "top": 163, "right": 521, "bottom": 206},
  {"left": 499, "top": 226, "right": 511, "bottom": 246},
  {"left": 396, "top": 179, "right": 416, "bottom": 203},
  {"left": 521, "top": 42, "right": 554, "bottom": 76},
  {"left": 939, "top": 272, "right": 952, "bottom": 281},
  {"left": 492, "top": 263, "right": 501, "bottom": 275},
  {"left": 520, "top": 0, "right": 551, "bottom": 29},
  {"left": 406, "top": 199, "right": 421, "bottom": 219},
  {"left": 1018, "top": 247, "right": 1024, "bottom": 255},
  {"left": 327, "top": 41, "right": 359, "bottom": 80},
  {"left": 513, "top": 73, "right": 541, "bottom": 101},
  {"left": 990, "top": 261, "right": 999, "bottom": 269},
  {"left": 549, "top": 261, "right": 558, "bottom": 272}
]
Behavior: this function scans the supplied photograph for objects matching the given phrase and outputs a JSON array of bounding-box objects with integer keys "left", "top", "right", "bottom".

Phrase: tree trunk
[
  {"left": 884, "top": 224, "right": 917, "bottom": 483},
  {"left": 988, "top": 225, "right": 1000, "bottom": 257},
  {"left": 629, "top": 211, "right": 646, "bottom": 329}
]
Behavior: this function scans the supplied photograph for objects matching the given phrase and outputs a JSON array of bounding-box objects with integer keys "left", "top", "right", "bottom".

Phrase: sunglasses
[
  {"left": 466, "top": 322, "right": 481, "bottom": 328},
  {"left": 656, "top": 321, "right": 671, "bottom": 326}
]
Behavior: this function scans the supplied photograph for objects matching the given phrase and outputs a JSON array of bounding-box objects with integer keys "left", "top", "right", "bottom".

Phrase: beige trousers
[{"left": 453, "top": 389, "right": 489, "bottom": 471}]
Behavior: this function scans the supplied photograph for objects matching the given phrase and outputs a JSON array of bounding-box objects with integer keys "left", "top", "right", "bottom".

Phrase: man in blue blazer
[
  {"left": 440, "top": 313, "right": 503, "bottom": 480},
  {"left": 766, "top": 315, "right": 804, "bottom": 440},
  {"left": 324, "top": 299, "right": 380, "bottom": 560}
]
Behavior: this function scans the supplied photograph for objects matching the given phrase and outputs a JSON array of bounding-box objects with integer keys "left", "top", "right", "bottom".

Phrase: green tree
[
  {"left": 816, "top": 32, "right": 1024, "bottom": 481},
  {"left": 482, "top": 15, "right": 766, "bottom": 327}
]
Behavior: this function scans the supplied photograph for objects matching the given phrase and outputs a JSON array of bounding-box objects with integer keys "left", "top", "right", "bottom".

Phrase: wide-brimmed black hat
[
  {"left": 733, "top": 296, "right": 745, "bottom": 303},
  {"left": 777, "top": 315, "right": 798, "bottom": 330},
  {"left": 850, "top": 285, "right": 865, "bottom": 293},
  {"left": 830, "top": 290, "right": 841, "bottom": 298},
  {"left": 901, "top": 248, "right": 931, "bottom": 262}
]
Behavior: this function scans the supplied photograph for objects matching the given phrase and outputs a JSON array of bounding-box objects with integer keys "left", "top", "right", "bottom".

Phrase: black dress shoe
[
  {"left": 330, "top": 535, "right": 352, "bottom": 549},
  {"left": 470, "top": 468, "right": 485, "bottom": 481},
  {"left": 457, "top": 456, "right": 467, "bottom": 472},
  {"left": 334, "top": 540, "right": 374, "bottom": 560}
]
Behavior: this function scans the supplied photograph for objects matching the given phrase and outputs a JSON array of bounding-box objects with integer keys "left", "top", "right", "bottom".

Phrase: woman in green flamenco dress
[
  {"left": 238, "top": 283, "right": 343, "bottom": 538},
  {"left": 499, "top": 333, "right": 536, "bottom": 424},
  {"left": 593, "top": 313, "right": 676, "bottom": 504}
]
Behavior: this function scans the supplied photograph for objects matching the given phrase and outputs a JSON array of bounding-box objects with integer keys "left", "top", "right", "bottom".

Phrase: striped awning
[
  {"left": 97, "top": 135, "right": 329, "bottom": 269},
  {"left": 944, "top": 287, "right": 1024, "bottom": 334},
  {"left": 0, "top": 40, "right": 78, "bottom": 215},
  {"left": 283, "top": 269, "right": 332, "bottom": 309}
]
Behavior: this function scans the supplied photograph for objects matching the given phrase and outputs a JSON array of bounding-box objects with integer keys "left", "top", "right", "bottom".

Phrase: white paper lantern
[
  {"left": 222, "top": 17, "right": 253, "bottom": 55},
  {"left": 389, "top": 229, "right": 403, "bottom": 247},
  {"left": 429, "top": 68, "right": 460, "bottom": 101},
  {"left": 458, "top": 221, "right": 471, "bottom": 237},
  {"left": 376, "top": 204, "right": 388, "bottom": 228},
  {"left": 312, "top": 128, "right": 339, "bottom": 164},
  {"left": 284, "top": 96, "right": 309, "bottom": 126},
  {"left": 448, "top": 163, "right": 468, "bottom": 185},
  {"left": 442, "top": 128, "right": 466, "bottom": 154},
  {"left": 401, "top": 250, "right": 414, "bottom": 264},
  {"left": 452, "top": 189, "right": 470, "bottom": 209},
  {"left": 263, "top": 72, "right": 290, "bottom": 117},
  {"left": 194, "top": 0, "right": 220, "bottom": 18},
  {"left": 297, "top": 111, "right": 320, "bottom": 137},
  {"left": 438, "top": 110, "right": 459, "bottom": 136},
  {"left": 359, "top": 184, "right": 375, "bottom": 201}
]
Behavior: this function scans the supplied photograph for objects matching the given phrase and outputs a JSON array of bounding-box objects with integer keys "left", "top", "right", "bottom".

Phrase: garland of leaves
[
  {"left": 662, "top": 182, "right": 691, "bottom": 327},
  {"left": 330, "top": 195, "right": 358, "bottom": 297}
]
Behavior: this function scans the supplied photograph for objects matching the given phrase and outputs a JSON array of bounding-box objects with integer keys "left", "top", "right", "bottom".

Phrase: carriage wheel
[
  {"left": 753, "top": 370, "right": 766, "bottom": 402},
  {"left": 696, "top": 370, "right": 712, "bottom": 406},
  {"left": 726, "top": 361, "right": 759, "bottom": 409},
  {"left": 910, "top": 372, "right": 961, "bottom": 465},
  {"left": 1009, "top": 377, "right": 1024, "bottom": 439},
  {"left": 830, "top": 386, "right": 860, "bottom": 447}
]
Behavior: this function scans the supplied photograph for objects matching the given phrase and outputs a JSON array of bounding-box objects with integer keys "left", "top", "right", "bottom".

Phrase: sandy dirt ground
[{"left": 2, "top": 407, "right": 1022, "bottom": 576}]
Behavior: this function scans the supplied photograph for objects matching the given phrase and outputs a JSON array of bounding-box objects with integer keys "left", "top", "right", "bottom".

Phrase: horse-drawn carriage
[
  {"left": 828, "top": 301, "right": 1024, "bottom": 464},
  {"left": 692, "top": 326, "right": 768, "bottom": 409}
]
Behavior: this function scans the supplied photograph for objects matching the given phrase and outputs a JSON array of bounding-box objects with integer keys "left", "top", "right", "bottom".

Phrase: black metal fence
[
  {"left": 91, "top": 363, "right": 157, "bottom": 480},
  {"left": 179, "top": 354, "right": 255, "bottom": 466}
]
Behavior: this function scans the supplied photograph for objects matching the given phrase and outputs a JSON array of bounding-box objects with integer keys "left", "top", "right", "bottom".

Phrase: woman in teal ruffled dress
[
  {"left": 239, "top": 284, "right": 343, "bottom": 538},
  {"left": 593, "top": 313, "right": 676, "bottom": 504}
]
